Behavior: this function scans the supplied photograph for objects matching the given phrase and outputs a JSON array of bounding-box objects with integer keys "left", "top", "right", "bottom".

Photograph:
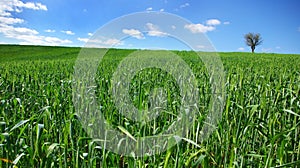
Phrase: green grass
[{"left": 0, "top": 44, "right": 299, "bottom": 167}]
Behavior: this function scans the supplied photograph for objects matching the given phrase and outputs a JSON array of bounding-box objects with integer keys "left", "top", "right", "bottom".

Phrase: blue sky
[{"left": 0, "top": 0, "right": 299, "bottom": 53}]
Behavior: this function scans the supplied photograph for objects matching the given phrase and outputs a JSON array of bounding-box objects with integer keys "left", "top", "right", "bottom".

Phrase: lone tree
[{"left": 244, "top": 33, "right": 263, "bottom": 53}]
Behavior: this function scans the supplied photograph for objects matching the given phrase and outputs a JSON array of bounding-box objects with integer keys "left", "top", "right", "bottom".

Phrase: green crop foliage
[{"left": 0, "top": 45, "right": 299, "bottom": 167}]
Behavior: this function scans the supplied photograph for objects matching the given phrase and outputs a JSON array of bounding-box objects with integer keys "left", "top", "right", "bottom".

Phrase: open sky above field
[{"left": 0, "top": 0, "right": 299, "bottom": 54}]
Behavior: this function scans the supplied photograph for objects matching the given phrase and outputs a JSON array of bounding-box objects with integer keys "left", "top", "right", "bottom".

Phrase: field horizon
[{"left": 1, "top": 44, "right": 300, "bottom": 59}]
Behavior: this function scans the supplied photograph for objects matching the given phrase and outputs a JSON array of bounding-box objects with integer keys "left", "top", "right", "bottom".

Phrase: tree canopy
[{"left": 244, "top": 33, "right": 263, "bottom": 53}]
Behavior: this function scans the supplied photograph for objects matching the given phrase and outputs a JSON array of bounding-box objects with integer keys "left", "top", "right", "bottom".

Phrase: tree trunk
[{"left": 251, "top": 46, "right": 255, "bottom": 53}]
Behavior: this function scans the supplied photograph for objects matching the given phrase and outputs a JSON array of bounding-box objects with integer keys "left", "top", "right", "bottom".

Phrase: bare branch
[{"left": 244, "top": 33, "right": 263, "bottom": 53}]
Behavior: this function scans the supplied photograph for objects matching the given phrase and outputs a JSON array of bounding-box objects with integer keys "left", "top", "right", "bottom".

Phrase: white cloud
[
  {"left": 0, "top": 0, "right": 47, "bottom": 14},
  {"left": 122, "top": 29, "right": 144, "bottom": 39},
  {"left": 146, "top": 7, "right": 153, "bottom": 11},
  {"left": 160, "top": 9, "right": 164, "bottom": 12},
  {"left": 0, "top": 16, "right": 24, "bottom": 25},
  {"left": 206, "top": 19, "right": 221, "bottom": 26},
  {"left": 61, "top": 30, "right": 75, "bottom": 35},
  {"left": 15, "top": 8, "right": 22, "bottom": 13},
  {"left": 180, "top": 3, "right": 190, "bottom": 8},
  {"left": 79, "top": 37, "right": 123, "bottom": 48},
  {"left": 0, "top": 0, "right": 69, "bottom": 46},
  {"left": 146, "top": 23, "right": 168, "bottom": 37},
  {"left": 19, "top": 37, "right": 71, "bottom": 46},
  {"left": 184, "top": 23, "right": 215, "bottom": 33},
  {"left": 275, "top": 46, "right": 281, "bottom": 49},
  {"left": 0, "top": 11, "right": 11, "bottom": 17},
  {"left": 77, "top": 37, "right": 89, "bottom": 43},
  {"left": 171, "top": 25, "right": 176, "bottom": 29},
  {"left": 223, "top": 21, "right": 230, "bottom": 25},
  {"left": 20, "top": 36, "right": 71, "bottom": 46},
  {"left": 99, "top": 38, "right": 123, "bottom": 46},
  {"left": 18, "top": 2, "right": 47, "bottom": 11},
  {"left": 88, "top": 33, "right": 93, "bottom": 36},
  {"left": 0, "top": 0, "right": 70, "bottom": 46},
  {"left": 261, "top": 48, "right": 272, "bottom": 53},
  {"left": 196, "top": 45, "right": 206, "bottom": 49},
  {"left": 44, "top": 29, "right": 55, "bottom": 33},
  {"left": 0, "top": 25, "right": 38, "bottom": 37},
  {"left": 0, "top": 24, "right": 71, "bottom": 46},
  {"left": 185, "top": 19, "right": 224, "bottom": 33},
  {"left": 0, "top": 0, "right": 47, "bottom": 20},
  {"left": 238, "top": 47, "right": 245, "bottom": 51}
]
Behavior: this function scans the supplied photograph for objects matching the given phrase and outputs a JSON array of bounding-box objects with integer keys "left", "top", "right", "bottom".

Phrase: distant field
[{"left": 0, "top": 45, "right": 299, "bottom": 167}]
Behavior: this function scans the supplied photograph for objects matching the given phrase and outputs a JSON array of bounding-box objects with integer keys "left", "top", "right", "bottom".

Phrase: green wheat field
[{"left": 0, "top": 44, "right": 299, "bottom": 167}]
